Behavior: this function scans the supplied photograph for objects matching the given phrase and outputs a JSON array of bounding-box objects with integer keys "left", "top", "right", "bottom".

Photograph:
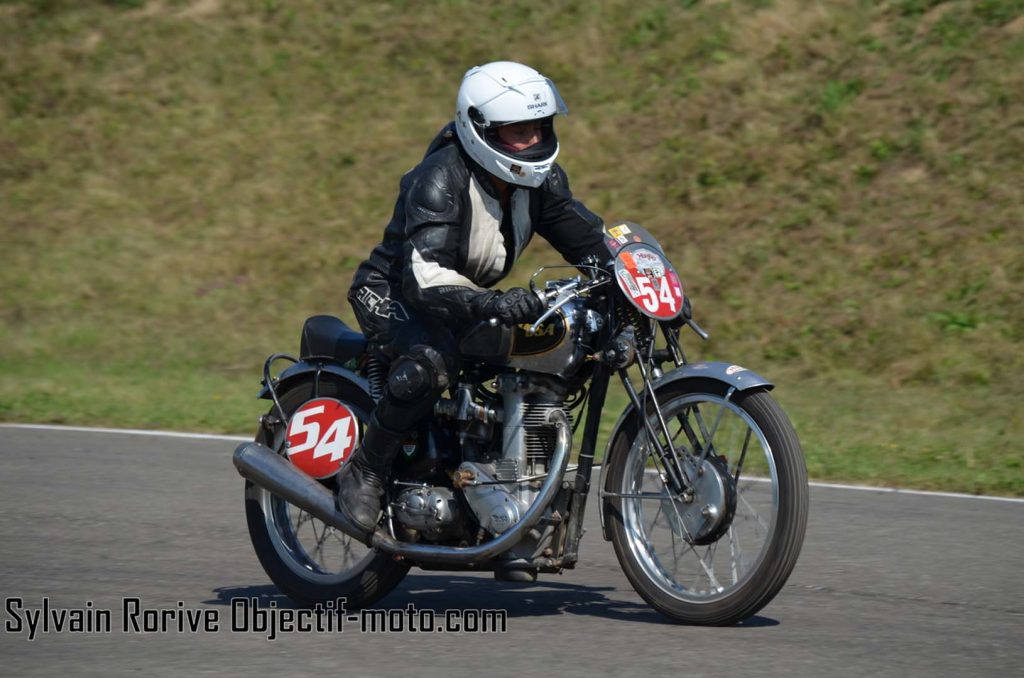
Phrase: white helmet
[{"left": 455, "top": 61, "right": 568, "bottom": 188}]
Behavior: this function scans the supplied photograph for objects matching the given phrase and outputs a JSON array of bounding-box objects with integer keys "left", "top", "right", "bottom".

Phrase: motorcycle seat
[{"left": 299, "top": 315, "right": 367, "bottom": 362}]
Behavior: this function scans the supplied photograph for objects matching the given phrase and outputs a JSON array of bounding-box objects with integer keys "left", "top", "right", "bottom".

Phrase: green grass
[
  {"left": 1, "top": 0, "right": 1022, "bottom": 495},
  {"left": 591, "top": 370, "right": 1023, "bottom": 496}
]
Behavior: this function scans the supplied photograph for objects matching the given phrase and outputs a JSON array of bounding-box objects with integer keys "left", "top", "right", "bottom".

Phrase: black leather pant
[{"left": 350, "top": 288, "right": 460, "bottom": 455}]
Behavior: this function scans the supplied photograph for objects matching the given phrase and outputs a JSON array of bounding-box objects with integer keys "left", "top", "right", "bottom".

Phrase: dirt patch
[
  {"left": 181, "top": 0, "right": 222, "bottom": 19},
  {"left": 900, "top": 166, "right": 928, "bottom": 184},
  {"left": 83, "top": 31, "right": 103, "bottom": 53},
  {"left": 132, "top": 1, "right": 169, "bottom": 19},
  {"left": 1004, "top": 15, "right": 1024, "bottom": 36},
  {"left": 736, "top": 0, "right": 836, "bottom": 58}
]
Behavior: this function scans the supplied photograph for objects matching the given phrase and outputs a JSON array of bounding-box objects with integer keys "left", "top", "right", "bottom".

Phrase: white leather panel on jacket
[
  {"left": 466, "top": 175, "right": 508, "bottom": 287},
  {"left": 410, "top": 246, "right": 485, "bottom": 291}
]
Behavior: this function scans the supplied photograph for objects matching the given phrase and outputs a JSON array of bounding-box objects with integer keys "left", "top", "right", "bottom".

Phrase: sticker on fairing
[
  {"left": 614, "top": 244, "right": 685, "bottom": 320},
  {"left": 286, "top": 398, "right": 359, "bottom": 479},
  {"left": 617, "top": 268, "right": 641, "bottom": 296}
]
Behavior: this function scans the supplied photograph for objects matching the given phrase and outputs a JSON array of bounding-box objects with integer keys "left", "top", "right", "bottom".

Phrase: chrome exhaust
[
  {"left": 232, "top": 441, "right": 370, "bottom": 542},
  {"left": 233, "top": 409, "right": 572, "bottom": 564}
]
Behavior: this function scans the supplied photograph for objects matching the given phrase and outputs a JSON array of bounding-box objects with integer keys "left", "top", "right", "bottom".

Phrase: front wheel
[
  {"left": 244, "top": 376, "right": 409, "bottom": 608},
  {"left": 606, "top": 379, "right": 808, "bottom": 625}
]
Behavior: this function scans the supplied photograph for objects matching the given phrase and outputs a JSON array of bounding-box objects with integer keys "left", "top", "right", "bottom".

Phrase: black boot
[{"left": 335, "top": 414, "right": 405, "bottom": 541}]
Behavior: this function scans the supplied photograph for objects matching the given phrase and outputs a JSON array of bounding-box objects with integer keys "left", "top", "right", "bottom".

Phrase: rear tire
[
  {"left": 606, "top": 379, "right": 808, "bottom": 625},
  {"left": 244, "top": 376, "right": 409, "bottom": 609}
]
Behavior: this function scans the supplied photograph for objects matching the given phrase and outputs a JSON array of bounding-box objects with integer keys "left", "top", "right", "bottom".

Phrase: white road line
[
  {"left": 742, "top": 475, "right": 1024, "bottom": 504},
  {"left": 0, "top": 423, "right": 249, "bottom": 442},
  {"left": 2, "top": 422, "right": 1022, "bottom": 504}
]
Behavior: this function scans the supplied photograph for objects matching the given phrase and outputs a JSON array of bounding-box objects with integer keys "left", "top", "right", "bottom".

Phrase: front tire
[
  {"left": 244, "top": 376, "right": 409, "bottom": 608},
  {"left": 606, "top": 379, "right": 808, "bottom": 625}
]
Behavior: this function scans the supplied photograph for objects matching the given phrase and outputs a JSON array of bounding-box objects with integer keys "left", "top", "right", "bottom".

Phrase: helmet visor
[
  {"left": 482, "top": 78, "right": 569, "bottom": 127},
  {"left": 546, "top": 78, "right": 569, "bottom": 116}
]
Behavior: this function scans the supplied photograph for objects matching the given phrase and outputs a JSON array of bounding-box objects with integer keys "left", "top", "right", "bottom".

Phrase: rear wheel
[
  {"left": 244, "top": 377, "right": 409, "bottom": 608},
  {"left": 606, "top": 379, "right": 808, "bottom": 625}
]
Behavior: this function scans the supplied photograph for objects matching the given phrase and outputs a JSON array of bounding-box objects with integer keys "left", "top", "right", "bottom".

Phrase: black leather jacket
[{"left": 348, "top": 123, "right": 608, "bottom": 343}]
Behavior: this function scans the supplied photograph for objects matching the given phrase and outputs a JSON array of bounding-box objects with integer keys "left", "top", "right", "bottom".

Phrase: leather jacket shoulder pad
[{"left": 407, "top": 150, "right": 463, "bottom": 220}]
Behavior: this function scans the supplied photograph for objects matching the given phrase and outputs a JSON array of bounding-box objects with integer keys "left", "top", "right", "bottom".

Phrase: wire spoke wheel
[
  {"left": 256, "top": 469, "right": 376, "bottom": 584},
  {"left": 607, "top": 379, "right": 808, "bottom": 625},
  {"left": 243, "top": 377, "right": 408, "bottom": 608}
]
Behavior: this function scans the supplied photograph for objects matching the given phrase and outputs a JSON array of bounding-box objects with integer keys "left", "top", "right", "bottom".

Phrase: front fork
[
  {"left": 617, "top": 362, "right": 697, "bottom": 499},
  {"left": 562, "top": 328, "right": 694, "bottom": 561},
  {"left": 619, "top": 316, "right": 739, "bottom": 500}
]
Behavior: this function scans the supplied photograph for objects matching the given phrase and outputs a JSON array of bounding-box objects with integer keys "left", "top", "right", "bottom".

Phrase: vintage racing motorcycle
[{"left": 233, "top": 222, "right": 809, "bottom": 625}]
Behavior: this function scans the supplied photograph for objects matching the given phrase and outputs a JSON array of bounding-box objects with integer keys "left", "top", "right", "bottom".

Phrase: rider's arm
[{"left": 534, "top": 164, "right": 609, "bottom": 267}]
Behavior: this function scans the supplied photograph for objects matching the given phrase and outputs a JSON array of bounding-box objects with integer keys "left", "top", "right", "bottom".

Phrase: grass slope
[{"left": 1, "top": 0, "right": 1021, "bottom": 494}]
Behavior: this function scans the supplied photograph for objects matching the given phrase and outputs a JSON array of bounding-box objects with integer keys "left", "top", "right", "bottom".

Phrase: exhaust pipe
[
  {"left": 233, "top": 409, "right": 572, "bottom": 565},
  {"left": 232, "top": 441, "right": 370, "bottom": 543}
]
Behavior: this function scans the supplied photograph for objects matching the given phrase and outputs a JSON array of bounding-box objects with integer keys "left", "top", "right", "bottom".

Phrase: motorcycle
[{"left": 233, "top": 221, "right": 808, "bottom": 625}]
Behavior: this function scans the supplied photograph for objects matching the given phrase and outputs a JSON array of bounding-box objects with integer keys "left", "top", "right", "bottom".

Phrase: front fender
[
  {"left": 597, "top": 361, "right": 773, "bottom": 540},
  {"left": 258, "top": 359, "right": 371, "bottom": 402}
]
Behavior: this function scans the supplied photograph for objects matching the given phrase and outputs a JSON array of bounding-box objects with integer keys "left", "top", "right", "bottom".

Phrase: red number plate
[
  {"left": 613, "top": 245, "right": 685, "bottom": 320},
  {"left": 285, "top": 398, "right": 360, "bottom": 479}
]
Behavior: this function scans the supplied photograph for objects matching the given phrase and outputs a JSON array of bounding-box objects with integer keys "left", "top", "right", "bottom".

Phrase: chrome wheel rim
[
  {"left": 621, "top": 393, "right": 779, "bottom": 603},
  {"left": 250, "top": 416, "right": 375, "bottom": 584}
]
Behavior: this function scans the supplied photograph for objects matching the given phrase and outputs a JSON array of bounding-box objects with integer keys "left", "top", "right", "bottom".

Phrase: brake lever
[
  {"left": 543, "top": 278, "right": 581, "bottom": 300},
  {"left": 528, "top": 277, "right": 610, "bottom": 333},
  {"left": 529, "top": 295, "right": 574, "bottom": 332},
  {"left": 488, "top": 282, "right": 572, "bottom": 328},
  {"left": 489, "top": 276, "right": 610, "bottom": 329}
]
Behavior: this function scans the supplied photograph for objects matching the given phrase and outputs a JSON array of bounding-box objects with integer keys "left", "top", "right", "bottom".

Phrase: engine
[
  {"left": 390, "top": 372, "right": 574, "bottom": 545},
  {"left": 392, "top": 485, "right": 461, "bottom": 541},
  {"left": 455, "top": 460, "right": 525, "bottom": 535}
]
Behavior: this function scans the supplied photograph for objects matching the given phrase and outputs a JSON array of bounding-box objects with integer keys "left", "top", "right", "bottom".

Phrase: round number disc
[
  {"left": 613, "top": 243, "right": 685, "bottom": 320},
  {"left": 285, "top": 398, "right": 360, "bottom": 479}
]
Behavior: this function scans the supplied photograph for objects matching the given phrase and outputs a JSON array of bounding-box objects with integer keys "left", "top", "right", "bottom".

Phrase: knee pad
[{"left": 385, "top": 345, "right": 450, "bottom": 403}]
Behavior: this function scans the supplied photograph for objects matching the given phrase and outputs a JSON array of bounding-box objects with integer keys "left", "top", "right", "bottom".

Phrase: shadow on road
[{"left": 207, "top": 576, "right": 779, "bottom": 627}]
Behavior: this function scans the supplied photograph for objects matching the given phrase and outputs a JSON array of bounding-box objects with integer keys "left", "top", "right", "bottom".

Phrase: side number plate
[{"left": 285, "top": 398, "right": 360, "bottom": 478}]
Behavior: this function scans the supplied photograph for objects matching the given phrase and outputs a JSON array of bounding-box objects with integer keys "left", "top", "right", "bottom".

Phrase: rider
[{"left": 338, "top": 61, "right": 610, "bottom": 539}]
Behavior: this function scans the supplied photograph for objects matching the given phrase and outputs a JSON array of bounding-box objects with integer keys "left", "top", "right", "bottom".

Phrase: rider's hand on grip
[{"left": 478, "top": 287, "right": 545, "bottom": 326}]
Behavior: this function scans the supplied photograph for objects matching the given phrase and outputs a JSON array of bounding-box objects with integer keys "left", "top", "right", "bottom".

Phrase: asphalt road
[{"left": 0, "top": 425, "right": 1021, "bottom": 677}]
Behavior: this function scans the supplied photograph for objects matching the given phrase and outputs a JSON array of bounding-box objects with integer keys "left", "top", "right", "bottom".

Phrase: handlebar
[
  {"left": 487, "top": 276, "right": 608, "bottom": 330},
  {"left": 528, "top": 276, "right": 610, "bottom": 333},
  {"left": 685, "top": 318, "right": 710, "bottom": 341},
  {"left": 488, "top": 271, "right": 708, "bottom": 341}
]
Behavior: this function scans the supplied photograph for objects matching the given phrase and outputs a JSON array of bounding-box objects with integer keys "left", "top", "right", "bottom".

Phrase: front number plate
[{"left": 613, "top": 244, "right": 685, "bottom": 320}]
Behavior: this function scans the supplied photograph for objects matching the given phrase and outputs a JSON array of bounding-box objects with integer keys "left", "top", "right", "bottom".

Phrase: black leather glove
[{"left": 476, "top": 287, "right": 546, "bottom": 326}]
